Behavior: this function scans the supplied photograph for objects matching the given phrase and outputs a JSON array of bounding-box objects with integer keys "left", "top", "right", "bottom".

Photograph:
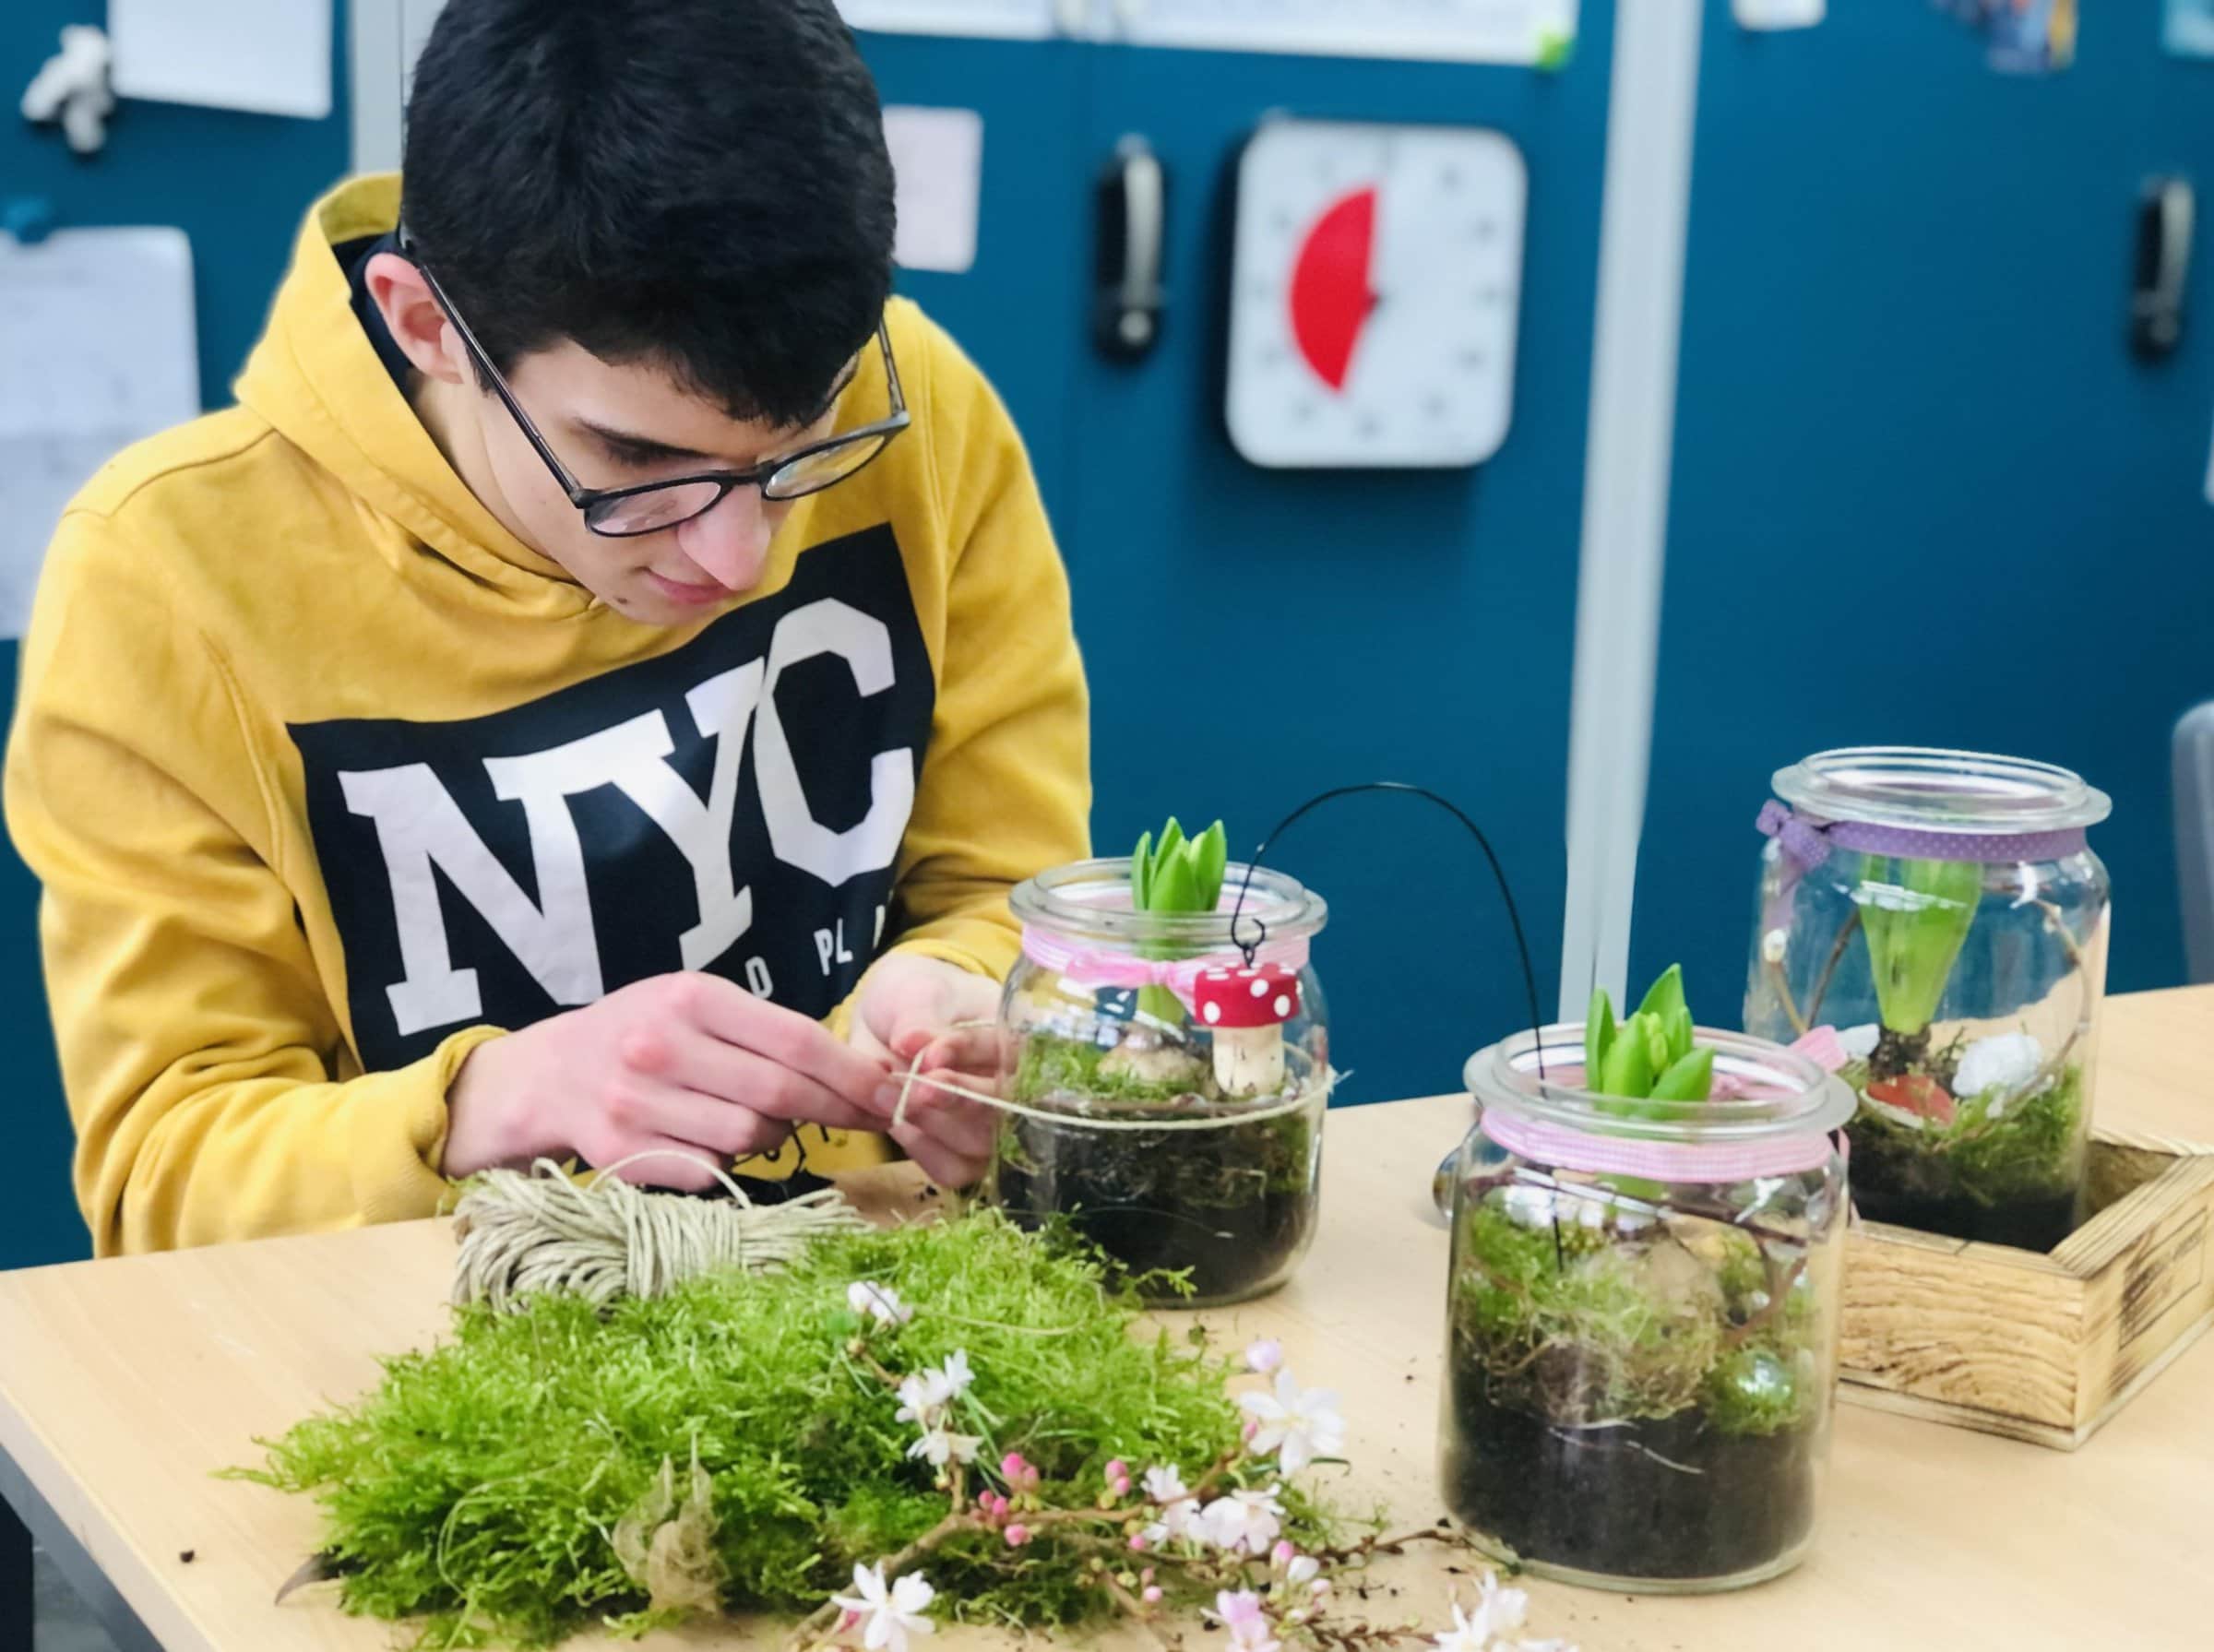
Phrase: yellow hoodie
[{"left": 5, "top": 176, "right": 1089, "bottom": 1255}]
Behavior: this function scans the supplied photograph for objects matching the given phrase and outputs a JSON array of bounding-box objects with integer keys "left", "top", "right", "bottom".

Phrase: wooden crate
[{"left": 1839, "top": 1128, "right": 2214, "bottom": 1449}]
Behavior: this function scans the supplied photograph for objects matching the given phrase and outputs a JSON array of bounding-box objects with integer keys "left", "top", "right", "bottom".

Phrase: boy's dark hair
[{"left": 401, "top": 0, "right": 896, "bottom": 429}]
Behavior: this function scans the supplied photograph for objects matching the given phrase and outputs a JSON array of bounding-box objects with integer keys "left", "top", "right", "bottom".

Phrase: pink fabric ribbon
[
  {"left": 1019, "top": 926, "right": 1311, "bottom": 1010},
  {"left": 1476, "top": 1108, "right": 1839, "bottom": 1182},
  {"left": 1476, "top": 1028, "right": 1851, "bottom": 1183}
]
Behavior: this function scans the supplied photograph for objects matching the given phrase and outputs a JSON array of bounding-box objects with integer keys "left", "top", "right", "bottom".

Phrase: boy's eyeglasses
[{"left": 406, "top": 253, "right": 909, "bottom": 539}]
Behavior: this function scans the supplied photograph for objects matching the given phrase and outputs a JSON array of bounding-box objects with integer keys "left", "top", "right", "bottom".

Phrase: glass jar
[
  {"left": 1744, "top": 747, "right": 2112, "bottom": 1252},
  {"left": 987, "top": 858, "right": 1330, "bottom": 1308},
  {"left": 1440, "top": 1027, "right": 1852, "bottom": 1593}
]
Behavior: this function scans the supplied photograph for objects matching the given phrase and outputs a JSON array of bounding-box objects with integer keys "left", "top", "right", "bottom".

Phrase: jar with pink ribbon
[
  {"left": 1440, "top": 1025, "right": 1853, "bottom": 1591},
  {"left": 987, "top": 858, "right": 1330, "bottom": 1307},
  {"left": 1744, "top": 746, "right": 2112, "bottom": 1252}
]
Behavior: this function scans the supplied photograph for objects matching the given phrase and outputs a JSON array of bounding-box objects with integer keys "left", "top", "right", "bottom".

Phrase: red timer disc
[{"left": 1287, "top": 185, "right": 1379, "bottom": 393}]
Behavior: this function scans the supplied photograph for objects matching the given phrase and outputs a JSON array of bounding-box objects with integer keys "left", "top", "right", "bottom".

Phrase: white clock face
[{"left": 1225, "top": 120, "right": 1527, "bottom": 470}]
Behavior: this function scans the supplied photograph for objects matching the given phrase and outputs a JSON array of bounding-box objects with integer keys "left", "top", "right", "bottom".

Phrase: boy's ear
[{"left": 363, "top": 251, "right": 474, "bottom": 387}]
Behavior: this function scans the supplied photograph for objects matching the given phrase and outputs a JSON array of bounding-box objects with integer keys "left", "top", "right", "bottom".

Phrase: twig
[
  {"left": 1802, "top": 909, "right": 1862, "bottom": 1028},
  {"left": 1765, "top": 957, "right": 1810, "bottom": 1038},
  {"left": 1100, "top": 1569, "right": 1181, "bottom": 1652}
]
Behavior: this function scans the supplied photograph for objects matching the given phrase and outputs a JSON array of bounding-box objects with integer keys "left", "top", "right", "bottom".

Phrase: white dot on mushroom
[
  {"left": 1203, "top": 1003, "right": 1221, "bottom": 1024},
  {"left": 1273, "top": 995, "right": 1292, "bottom": 1017},
  {"left": 1250, "top": 979, "right": 1269, "bottom": 998}
]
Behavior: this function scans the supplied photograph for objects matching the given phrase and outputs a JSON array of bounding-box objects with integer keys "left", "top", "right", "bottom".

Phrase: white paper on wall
[
  {"left": 0, "top": 229, "right": 200, "bottom": 637},
  {"left": 884, "top": 106, "right": 986, "bottom": 275}
]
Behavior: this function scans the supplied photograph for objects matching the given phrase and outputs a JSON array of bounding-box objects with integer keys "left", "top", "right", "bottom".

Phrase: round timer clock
[{"left": 1225, "top": 118, "right": 1527, "bottom": 470}]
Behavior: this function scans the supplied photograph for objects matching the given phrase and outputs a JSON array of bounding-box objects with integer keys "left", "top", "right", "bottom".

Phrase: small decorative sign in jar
[
  {"left": 1440, "top": 1024, "right": 1852, "bottom": 1592},
  {"left": 987, "top": 858, "right": 1330, "bottom": 1308},
  {"left": 1744, "top": 747, "right": 2112, "bottom": 1252}
]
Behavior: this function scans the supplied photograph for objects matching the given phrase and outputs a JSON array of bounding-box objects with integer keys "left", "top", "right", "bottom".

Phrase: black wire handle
[{"left": 1226, "top": 781, "right": 1549, "bottom": 1076}]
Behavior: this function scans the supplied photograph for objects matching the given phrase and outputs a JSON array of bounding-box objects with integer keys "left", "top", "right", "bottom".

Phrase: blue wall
[
  {"left": 1631, "top": 2, "right": 2214, "bottom": 1024},
  {"left": 0, "top": 1, "right": 353, "bottom": 1266}
]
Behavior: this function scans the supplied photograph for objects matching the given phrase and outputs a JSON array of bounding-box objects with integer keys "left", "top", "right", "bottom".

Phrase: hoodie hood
[{"left": 234, "top": 173, "right": 593, "bottom": 618}]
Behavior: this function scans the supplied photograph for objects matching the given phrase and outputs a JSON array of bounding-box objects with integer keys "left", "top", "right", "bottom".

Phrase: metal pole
[{"left": 1557, "top": 0, "right": 1706, "bottom": 1020}]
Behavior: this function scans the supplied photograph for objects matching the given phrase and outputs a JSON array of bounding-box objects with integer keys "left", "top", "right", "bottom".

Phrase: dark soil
[
  {"left": 1851, "top": 1181, "right": 2077, "bottom": 1253},
  {"left": 1441, "top": 1365, "right": 1817, "bottom": 1585},
  {"left": 990, "top": 1114, "right": 1318, "bottom": 1307}
]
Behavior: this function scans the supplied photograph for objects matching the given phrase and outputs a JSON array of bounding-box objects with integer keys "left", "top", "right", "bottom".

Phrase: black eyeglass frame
[{"left": 404, "top": 248, "right": 910, "bottom": 538}]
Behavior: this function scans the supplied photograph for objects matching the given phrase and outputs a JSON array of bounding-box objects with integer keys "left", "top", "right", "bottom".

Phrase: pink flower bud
[
  {"left": 1005, "top": 1524, "right": 1031, "bottom": 1548},
  {"left": 1105, "top": 1459, "right": 1129, "bottom": 1480},
  {"left": 1310, "top": 1579, "right": 1331, "bottom": 1599},
  {"left": 1270, "top": 1540, "right": 1296, "bottom": 1568},
  {"left": 1143, "top": 1587, "right": 1163, "bottom": 1606},
  {"left": 1140, "top": 1568, "right": 1156, "bottom": 1585},
  {"left": 1127, "top": 1533, "right": 1147, "bottom": 1552},
  {"left": 1243, "top": 1419, "right": 1259, "bottom": 1443},
  {"left": 839, "top": 1610, "right": 861, "bottom": 1632}
]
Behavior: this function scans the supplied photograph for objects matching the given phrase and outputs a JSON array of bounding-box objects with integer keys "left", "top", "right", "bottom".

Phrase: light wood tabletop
[{"left": 1, "top": 987, "right": 2208, "bottom": 1651}]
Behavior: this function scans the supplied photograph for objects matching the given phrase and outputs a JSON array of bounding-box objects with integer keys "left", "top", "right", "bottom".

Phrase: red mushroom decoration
[{"left": 1191, "top": 963, "right": 1303, "bottom": 1097}]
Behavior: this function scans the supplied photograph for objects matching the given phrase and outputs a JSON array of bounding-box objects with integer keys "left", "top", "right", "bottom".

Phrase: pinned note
[
  {"left": 108, "top": 0, "right": 332, "bottom": 120},
  {"left": 0, "top": 228, "right": 200, "bottom": 638},
  {"left": 884, "top": 106, "right": 985, "bottom": 276}
]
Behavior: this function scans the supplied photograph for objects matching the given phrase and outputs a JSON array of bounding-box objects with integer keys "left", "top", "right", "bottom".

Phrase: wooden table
[{"left": 2, "top": 988, "right": 2208, "bottom": 1651}]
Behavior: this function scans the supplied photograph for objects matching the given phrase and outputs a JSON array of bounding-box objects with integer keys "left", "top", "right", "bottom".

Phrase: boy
[{"left": 4, "top": 0, "right": 1089, "bottom": 1254}]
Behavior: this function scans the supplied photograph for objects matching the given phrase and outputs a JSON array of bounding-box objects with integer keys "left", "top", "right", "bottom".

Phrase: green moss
[
  {"left": 1848, "top": 1062, "right": 2086, "bottom": 1208},
  {"left": 1013, "top": 1032, "right": 1199, "bottom": 1108},
  {"left": 235, "top": 1212, "right": 1322, "bottom": 1648},
  {"left": 1699, "top": 1346, "right": 1810, "bottom": 1437},
  {"left": 1452, "top": 1195, "right": 1822, "bottom": 1439}
]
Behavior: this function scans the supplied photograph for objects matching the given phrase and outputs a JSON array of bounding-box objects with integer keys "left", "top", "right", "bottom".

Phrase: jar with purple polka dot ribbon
[{"left": 1745, "top": 746, "right": 2112, "bottom": 1253}]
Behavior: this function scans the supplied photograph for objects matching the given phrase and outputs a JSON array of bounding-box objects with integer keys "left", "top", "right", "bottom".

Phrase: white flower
[
  {"left": 1761, "top": 927, "right": 1788, "bottom": 964},
  {"left": 1215, "top": 1588, "right": 1279, "bottom": 1652},
  {"left": 1837, "top": 1023, "right": 1880, "bottom": 1062},
  {"left": 893, "top": 1350, "right": 977, "bottom": 1427},
  {"left": 832, "top": 1562, "right": 936, "bottom": 1652},
  {"left": 1244, "top": 1338, "right": 1284, "bottom": 1374},
  {"left": 1431, "top": 1600, "right": 1489, "bottom": 1652},
  {"left": 1239, "top": 1370, "right": 1347, "bottom": 1475},
  {"left": 1284, "top": 1554, "right": 1320, "bottom": 1587},
  {"left": 895, "top": 1373, "right": 945, "bottom": 1426},
  {"left": 1140, "top": 1465, "right": 1202, "bottom": 1544},
  {"left": 847, "top": 1281, "right": 913, "bottom": 1325},
  {"left": 1955, "top": 1033, "right": 2044, "bottom": 1100},
  {"left": 1475, "top": 1572, "right": 1528, "bottom": 1635},
  {"left": 905, "top": 1426, "right": 982, "bottom": 1468},
  {"left": 1432, "top": 1575, "right": 1532, "bottom": 1652},
  {"left": 1198, "top": 1486, "right": 1284, "bottom": 1555}
]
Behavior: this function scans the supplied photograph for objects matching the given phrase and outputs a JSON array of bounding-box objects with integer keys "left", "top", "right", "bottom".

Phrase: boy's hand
[
  {"left": 852, "top": 953, "right": 1007, "bottom": 1190},
  {"left": 443, "top": 972, "right": 891, "bottom": 1189}
]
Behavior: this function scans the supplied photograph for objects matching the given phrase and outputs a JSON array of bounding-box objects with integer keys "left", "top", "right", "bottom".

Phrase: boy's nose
[{"left": 674, "top": 488, "right": 774, "bottom": 590}]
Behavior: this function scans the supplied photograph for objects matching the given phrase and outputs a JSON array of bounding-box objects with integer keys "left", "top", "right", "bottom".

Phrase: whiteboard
[
  {"left": 1113, "top": 0, "right": 1578, "bottom": 64},
  {"left": 837, "top": 0, "right": 1061, "bottom": 39}
]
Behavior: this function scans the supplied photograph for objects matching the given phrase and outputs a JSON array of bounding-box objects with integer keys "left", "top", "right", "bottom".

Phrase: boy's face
[
  {"left": 470, "top": 340, "right": 849, "bottom": 625},
  {"left": 367, "top": 250, "right": 851, "bottom": 625}
]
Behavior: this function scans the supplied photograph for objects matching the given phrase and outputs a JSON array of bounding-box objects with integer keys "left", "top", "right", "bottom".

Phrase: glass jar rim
[
  {"left": 1464, "top": 1024, "right": 1854, "bottom": 1146},
  {"left": 1009, "top": 858, "right": 1327, "bottom": 948},
  {"left": 1772, "top": 745, "right": 2111, "bottom": 836}
]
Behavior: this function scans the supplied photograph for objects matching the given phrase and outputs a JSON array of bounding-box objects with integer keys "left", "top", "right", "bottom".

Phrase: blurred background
[{"left": 4, "top": 0, "right": 2210, "bottom": 1273}]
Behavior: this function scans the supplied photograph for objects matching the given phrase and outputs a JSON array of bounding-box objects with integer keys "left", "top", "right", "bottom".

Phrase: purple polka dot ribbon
[
  {"left": 1019, "top": 927, "right": 1311, "bottom": 1011},
  {"left": 1756, "top": 801, "right": 2088, "bottom": 867}
]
